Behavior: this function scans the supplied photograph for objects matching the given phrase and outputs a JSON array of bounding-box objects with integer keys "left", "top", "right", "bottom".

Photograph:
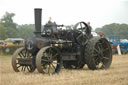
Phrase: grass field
[{"left": 0, "top": 54, "right": 128, "bottom": 85}]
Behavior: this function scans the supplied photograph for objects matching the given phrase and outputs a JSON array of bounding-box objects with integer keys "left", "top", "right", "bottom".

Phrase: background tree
[
  {"left": 0, "top": 12, "right": 128, "bottom": 40},
  {"left": 95, "top": 23, "right": 128, "bottom": 39},
  {"left": 17, "top": 24, "right": 34, "bottom": 39},
  {"left": 0, "top": 12, "right": 17, "bottom": 29},
  {"left": 0, "top": 12, "right": 18, "bottom": 39},
  {"left": 0, "top": 24, "right": 8, "bottom": 39},
  {"left": 0, "top": 12, "right": 34, "bottom": 40}
]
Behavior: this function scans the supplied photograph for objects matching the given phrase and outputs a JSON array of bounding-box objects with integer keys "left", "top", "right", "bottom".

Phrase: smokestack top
[{"left": 34, "top": 8, "right": 42, "bottom": 10}]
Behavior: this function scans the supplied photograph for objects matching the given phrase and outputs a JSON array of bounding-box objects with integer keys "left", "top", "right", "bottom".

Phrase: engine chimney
[{"left": 34, "top": 8, "right": 42, "bottom": 36}]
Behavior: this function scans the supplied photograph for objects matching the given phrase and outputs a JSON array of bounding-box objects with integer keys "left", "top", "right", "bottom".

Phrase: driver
[
  {"left": 48, "top": 17, "right": 52, "bottom": 23},
  {"left": 43, "top": 17, "right": 58, "bottom": 36}
]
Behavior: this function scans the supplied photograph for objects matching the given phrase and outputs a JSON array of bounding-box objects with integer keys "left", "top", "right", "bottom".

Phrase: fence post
[{"left": 117, "top": 44, "right": 121, "bottom": 55}]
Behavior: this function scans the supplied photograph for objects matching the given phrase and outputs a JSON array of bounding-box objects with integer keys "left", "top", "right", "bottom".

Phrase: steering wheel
[{"left": 74, "top": 22, "right": 90, "bottom": 46}]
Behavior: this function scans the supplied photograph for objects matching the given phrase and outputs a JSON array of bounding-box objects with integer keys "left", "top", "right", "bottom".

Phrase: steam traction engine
[{"left": 12, "top": 9, "right": 112, "bottom": 74}]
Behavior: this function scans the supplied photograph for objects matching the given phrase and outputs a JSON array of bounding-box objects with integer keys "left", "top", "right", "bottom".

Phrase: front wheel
[
  {"left": 12, "top": 47, "right": 36, "bottom": 72},
  {"left": 36, "top": 46, "right": 62, "bottom": 74}
]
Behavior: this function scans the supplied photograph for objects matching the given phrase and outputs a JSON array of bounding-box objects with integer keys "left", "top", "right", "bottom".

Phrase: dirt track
[{"left": 0, "top": 54, "right": 128, "bottom": 85}]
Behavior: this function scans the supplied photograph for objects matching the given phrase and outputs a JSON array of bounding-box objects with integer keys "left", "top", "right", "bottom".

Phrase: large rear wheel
[{"left": 85, "top": 37, "right": 112, "bottom": 70}]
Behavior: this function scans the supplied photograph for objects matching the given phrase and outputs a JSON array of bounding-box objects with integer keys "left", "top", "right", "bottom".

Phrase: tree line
[
  {"left": 0, "top": 12, "right": 34, "bottom": 40},
  {"left": 95, "top": 23, "right": 128, "bottom": 39},
  {"left": 0, "top": 12, "right": 128, "bottom": 40}
]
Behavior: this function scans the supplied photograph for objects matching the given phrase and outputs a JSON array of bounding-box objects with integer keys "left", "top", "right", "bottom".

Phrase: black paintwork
[{"left": 24, "top": 8, "right": 91, "bottom": 60}]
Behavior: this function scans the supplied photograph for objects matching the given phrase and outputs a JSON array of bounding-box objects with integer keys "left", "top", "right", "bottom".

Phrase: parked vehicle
[
  {"left": 4, "top": 38, "right": 24, "bottom": 46},
  {"left": 109, "top": 36, "right": 128, "bottom": 54}
]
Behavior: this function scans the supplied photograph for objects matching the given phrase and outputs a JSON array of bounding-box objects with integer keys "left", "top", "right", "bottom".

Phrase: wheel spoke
[
  {"left": 48, "top": 64, "right": 51, "bottom": 74},
  {"left": 97, "top": 46, "right": 102, "bottom": 52},
  {"left": 101, "top": 62, "right": 105, "bottom": 68},
  {"left": 48, "top": 48, "right": 52, "bottom": 56},
  {"left": 96, "top": 62, "right": 102, "bottom": 69},
  {"left": 41, "top": 59, "right": 48, "bottom": 62},
  {"left": 53, "top": 53, "right": 58, "bottom": 57},
  {"left": 43, "top": 52, "right": 49, "bottom": 59},
  {"left": 21, "top": 51, "right": 25, "bottom": 58},
  {"left": 17, "top": 65, "right": 21, "bottom": 68},
  {"left": 24, "top": 66, "right": 27, "bottom": 71},
  {"left": 51, "top": 63, "right": 56, "bottom": 70},
  {"left": 51, "top": 53, "right": 58, "bottom": 60},
  {"left": 97, "top": 42, "right": 104, "bottom": 50},
  {"left": 29, "top": 66, "right": 33, "bottom": 71},
  {"left": 80, "top": 22, "right": 83, "bottom": 29},
  {"left": 98, "top": 42, "right": 102, "bottom": 44},
  {"left": 27, "top": 66, "right": 30, "bottom": 71},
  {"left": 103, "top": 48, "right": 109, "bottom": 52},
  {"left": 18, "top": 53, "right": 23, "bottom": 58},
  {"left": 21, "top": 66, "right": 24, "bottom": 71},
  {"left": 26, "top": 51, "right": 29, "bottom": 57},
  {"left": 93, "top": 53, "right": 98, "bottom": 56},
  {"left": 103, "top": 57, "right": 109, "bottom": 60},
  {"left": 49, "top": 64, "right": 55, "bottom": 74},
  {"left": 94, "top": 48, "right": 100, "bottom": 54},
  {"left": 24, "top": 50, "right": 27, "bottom": 57},
  {"left": 44, "top": 52, "right": 51, "bottom": 60},
  {"left": 95, "top": 57, "right": 99, "bottom": 63}
]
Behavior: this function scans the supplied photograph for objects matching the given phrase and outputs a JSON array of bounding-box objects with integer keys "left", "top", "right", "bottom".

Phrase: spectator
[
  {"left": 87, "top": 22, "right": 92, "bottom": 32},
  {"left": 87, "top": 22, "right": 93, "bottom": 38}
]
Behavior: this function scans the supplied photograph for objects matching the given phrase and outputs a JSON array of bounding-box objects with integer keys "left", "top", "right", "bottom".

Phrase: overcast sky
[{"left": 0, "top": 0, "right": 128, "bottom": 29}]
